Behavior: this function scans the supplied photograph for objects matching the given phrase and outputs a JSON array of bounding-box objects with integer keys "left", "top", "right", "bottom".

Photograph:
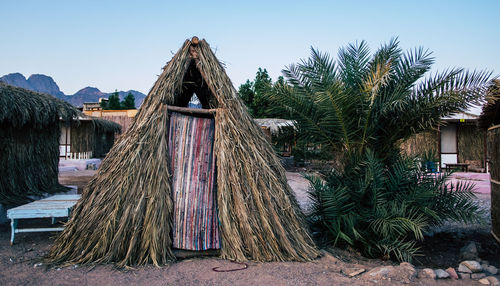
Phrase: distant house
[
  {"left": 82, "top": 100, "right": 137, "bottom": 133},
  {"left": 254, "top": 118, "right": 295, "bottom": 157},
  {"left": 401, "top": 112, "right": 486, "bottom": 172},
  {"left": 59, "top": 116, "right": 121, "bottom": 159}
]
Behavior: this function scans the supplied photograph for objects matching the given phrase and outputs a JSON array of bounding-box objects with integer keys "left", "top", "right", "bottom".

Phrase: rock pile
[{"left": 414, "top": 241, "right": 499, "bottom": 284}]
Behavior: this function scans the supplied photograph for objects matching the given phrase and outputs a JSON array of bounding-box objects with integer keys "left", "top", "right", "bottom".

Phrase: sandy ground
[
  {"left": 0, "top": 227, "right": 475, "bottom": 286},
  {"left": 0, "top": 170, "right": 493, "bottom": 285}
]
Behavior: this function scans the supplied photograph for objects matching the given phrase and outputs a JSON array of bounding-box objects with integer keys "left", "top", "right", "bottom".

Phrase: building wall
[
  {"left": 68, "top": 121, "right": 117, "bottom": 158},
  {"left": 83, "top": 109, "right": 137, "bottom": 133},
  {"left": 458, "top": 124, "right": 486, "bottom": 169},
  {"left": 400, "top": 131, "right": 439, "bottom": 159}
]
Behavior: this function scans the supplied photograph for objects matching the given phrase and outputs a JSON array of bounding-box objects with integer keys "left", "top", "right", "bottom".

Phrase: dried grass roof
[
  {"left": 47, "top": 37, "right": 319, "bottom": 267},
  {"left": 0, "top": 82, "right": 79, "bottom": 128},
  {"left": 479, "top": 80, "right": 500, "bottom": 128},
  {"left": 80, "top": 116, "right": 122, "bottom": 133}
]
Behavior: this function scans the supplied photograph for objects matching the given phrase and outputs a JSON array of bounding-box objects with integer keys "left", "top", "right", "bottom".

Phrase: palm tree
[
  {"left": 272, "top": 38, "right": 493, "bottom": 261},
  {"left": 273, "top": 38, "right": 491, "bottom": 163}
]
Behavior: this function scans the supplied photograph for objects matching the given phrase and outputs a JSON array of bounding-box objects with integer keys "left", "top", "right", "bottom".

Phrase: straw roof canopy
[
  {"left": 47, "top": 37, "right": 319, "bottom": 267},
  {"left": 479, "top": 80, "right": 500, "bottom": 129},
  {"left": 0, "top": 82, "right": 78, "bottom": 128},
  {"left": 0, "top": 83, "right": 79, "bottom": 205},
  {"left": 87, "top": 116, "right": 122, "bottom": 133}
]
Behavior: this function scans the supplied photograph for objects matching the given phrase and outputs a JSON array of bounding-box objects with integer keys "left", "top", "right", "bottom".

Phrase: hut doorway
[
  {"left": 168, "top": 111, "right": 220, "bottom": 251},
  {"left": 440, "top": 124, "right": 458, "bottom": 168}
]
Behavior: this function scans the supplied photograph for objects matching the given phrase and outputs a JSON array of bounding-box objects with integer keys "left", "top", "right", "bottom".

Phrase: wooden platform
[{"left": 7, "top": 194, "right": 81, "bottom": 245}]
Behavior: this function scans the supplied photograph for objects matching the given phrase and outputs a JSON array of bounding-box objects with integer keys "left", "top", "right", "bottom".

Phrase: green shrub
[{"left": 307, "top": 150, "right": 483, "bottom": 262}]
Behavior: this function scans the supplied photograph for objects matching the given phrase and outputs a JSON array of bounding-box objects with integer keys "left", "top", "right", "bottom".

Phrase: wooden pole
[
  {"left": 191, "top": 36, "right": 199, "bottom": 45},
  {"left": 167, "top": 105, "right": 217, "bottom": 115}
]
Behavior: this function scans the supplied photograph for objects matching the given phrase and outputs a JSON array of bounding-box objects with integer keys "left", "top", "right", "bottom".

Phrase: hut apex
[{"left": 46, "top": 38, "right": 319, "bottom": 267}]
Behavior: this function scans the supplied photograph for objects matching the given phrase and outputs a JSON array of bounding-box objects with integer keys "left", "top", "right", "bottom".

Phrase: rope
[
  {"left": 491, "top": 178, "right": 500, "bottom": 185},
  {"left": 212, "top": 260, "right": 248, "bottom": 272}
]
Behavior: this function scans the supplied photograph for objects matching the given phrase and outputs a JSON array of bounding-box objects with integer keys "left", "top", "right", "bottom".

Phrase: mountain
[
  {"left": 27, "top": 74, "right": 65, "bottom": 97},
  {"left": 66, "top": 87, "right": 146, "bottom": 107},
  {"left": 0, "top": 73, "right": 33, "bottom": 90},
  {"left": 0, "top": 72, "right": 146, "bottom": 108}
]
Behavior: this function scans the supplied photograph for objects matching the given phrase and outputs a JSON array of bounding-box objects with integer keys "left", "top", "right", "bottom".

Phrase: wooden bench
[
  {"left": 7, "top": 194, "right": 81, "bottom": 245},
  {"left": 444, "top": 163, "right": 469, "bottom": 173}
]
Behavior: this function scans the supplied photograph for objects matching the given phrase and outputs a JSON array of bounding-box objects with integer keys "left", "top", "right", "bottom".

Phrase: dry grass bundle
[
  {"left": 479, "top": 79, "right": 500, "bottom": 128},
  {"left": 46, "top": 37, "right": 319, "bottom": 267},
  {"left": 0, "top": 83, "right": 79, "bottom": 206}
]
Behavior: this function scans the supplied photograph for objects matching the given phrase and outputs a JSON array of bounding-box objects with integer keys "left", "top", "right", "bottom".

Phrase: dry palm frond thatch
[
  {"left": 46, "top": 37, "right": 319, "bottom": 267},
  {"left": 0, "top": 83, "right": 79, "bottom": 205},
  {"left": 479, "top": 80, "right": 500, "bottom": 129}
]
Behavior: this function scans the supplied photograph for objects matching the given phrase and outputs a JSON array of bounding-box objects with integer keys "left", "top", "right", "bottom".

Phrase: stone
[
  {"left": 363, "top": 263, "right": 416, "bottom": 283},
  {"left": 418, "top": 268, "right": 436, "bottom": 279},
  {"left": 434, "top": 269, "right": 450, "bottom": 279},
  {"left": 446, "top": 267, "right": 459, "bottom": 279},
  {"left": 459, "top": 273, "right": 470, "bottom": 279},
  {"left": 458, "top": 263, "right": 473, "bottom": 273},
  {"left": 399, "top": 262, "right": 417, "bottom": 282},
  {"left": 460, "top": 260, "right": 483, "bottom": 273},
  {"left": 479, "top": 278, "right": 491, "bottom": 285},
  {"left": 471, "top": 273, "right": 487, "bottom": 280},
  {"left": 320, "top": 250, "right": 340, "bottom": 264},
  {"left": 484, "top": 265, "right": 498, "bottom": 275},
  {"left": 365, "top": 266, "right": 394, "bottom": 279},
  {"left": 486, "top": 276, "right": 499, "bottom": 284},
  {"left": 341, "top": 268, "right": 365, "bottom": 277},
  {"left": 460, "top": 242, "right": 479, "bottom": 260}
]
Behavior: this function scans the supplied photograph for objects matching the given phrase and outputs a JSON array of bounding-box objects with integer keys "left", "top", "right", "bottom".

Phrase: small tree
[
  {"left": 107, "top": 91, "right": 121, "bottom": 110},
  {"left": 100, "top": 99, "right": 108, "bottom": 109},
  {"left": 238, "top": 68, "right": 287, "bottom": 118},
  {"left": 121, "top": 92, "right": 136, "bottom": 109}
]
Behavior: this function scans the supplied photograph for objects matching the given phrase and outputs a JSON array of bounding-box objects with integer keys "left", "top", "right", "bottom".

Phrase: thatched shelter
[
  {"left": 47, "top": 37, "right": 319, "bottom": 267},
  {"left": 480, "top": 80, "right": 500, "bottom": 242},
  {"left": 0, "top": 83, "right": 79, "bottom": 206},
  {"left": 479, "top": 80, "right": 500, "bottom": 129},
  {"left": 61, "top": 117, "right": 121, "bottom": 159}
]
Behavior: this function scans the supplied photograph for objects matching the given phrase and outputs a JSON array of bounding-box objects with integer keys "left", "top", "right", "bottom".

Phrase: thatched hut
[
  {"left": 60, "top": 117, "right": 122, "bottom": 159},
  {"left": 0, "top": 83, "right": 79, "bottom": 206},
  {"left": 47, "top": 37, "right": 319, "bottom": 267},
  {"left": 479, "top": 80, "right": 500, "bottom": 243},
  {"left": 254, "top": 118, "right": 295, "bottom": 156},
  {"left": 400, "top": 113, "right": 487, "bottom": 172}
]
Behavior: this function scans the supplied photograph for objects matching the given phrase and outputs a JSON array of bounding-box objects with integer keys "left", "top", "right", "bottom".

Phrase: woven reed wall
[
  {"left": 458, "top": 124, "right": 486, "bottom": 168},
  {"left": 71, "top": 121, "right": 94, "bottom": 154},
  {"left": 400, "top": 131, "right": 439, "bottom": 157},
  {"left": 70, "top": 122, "right": 117, "bottom": 158},
  {"left": 487, "top": 124, "right": 500, "bottom": 242},
  {"left": 102, "top": 115, "right": 134, "bottom": 133}
]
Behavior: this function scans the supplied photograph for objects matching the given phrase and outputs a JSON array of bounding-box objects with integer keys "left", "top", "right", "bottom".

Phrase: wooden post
[
  {"left": 191, "top": 36, "right": 199, "bottom": 45},
  {"left": 167, "top": 105, "right": 217, "bottom": 115}
]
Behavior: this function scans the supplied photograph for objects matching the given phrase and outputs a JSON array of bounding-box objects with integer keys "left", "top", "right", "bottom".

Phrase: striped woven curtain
[{"left": 168, "top": 112, "right": 220, "bottom": 250}]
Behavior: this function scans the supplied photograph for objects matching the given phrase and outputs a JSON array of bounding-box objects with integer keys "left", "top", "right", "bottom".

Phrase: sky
[{"left": 1, "top": 0, "right": 499, "bottom": 99}]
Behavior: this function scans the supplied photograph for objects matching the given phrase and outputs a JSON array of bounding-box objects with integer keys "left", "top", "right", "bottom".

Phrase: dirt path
[
  {"left": 0, "top": 171, "right": 494, "bottom": 285},
  {"left": 0, "top": 228, "right": 476, "bottom": 286}
]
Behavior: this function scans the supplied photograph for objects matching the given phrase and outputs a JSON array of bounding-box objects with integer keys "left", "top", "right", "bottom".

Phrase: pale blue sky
[{"left": 1, "top": 0, "right": 498, "bottom": 96}]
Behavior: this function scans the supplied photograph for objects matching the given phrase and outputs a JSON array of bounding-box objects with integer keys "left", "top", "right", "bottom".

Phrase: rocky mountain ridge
[{"left": 0, "top": 73, "right": 146, "bottom": 108}]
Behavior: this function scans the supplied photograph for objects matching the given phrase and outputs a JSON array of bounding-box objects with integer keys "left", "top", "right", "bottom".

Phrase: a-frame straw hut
[{"left": 47, "top": 37, "right": 319, "bottom": 267}]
